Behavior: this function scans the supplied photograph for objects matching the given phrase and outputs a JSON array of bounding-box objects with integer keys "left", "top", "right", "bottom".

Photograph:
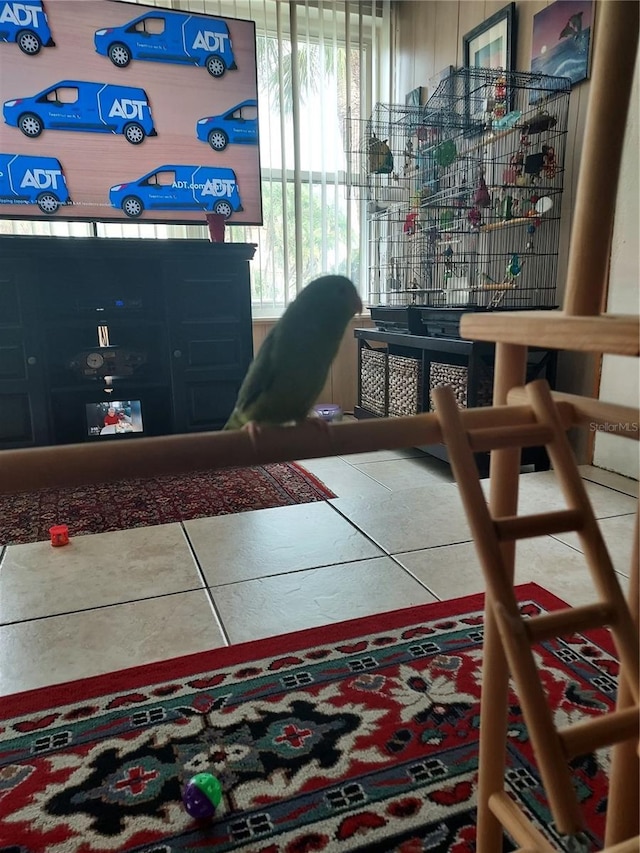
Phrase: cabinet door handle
[
  {"left": 27, "top": 356, "right": 37, "bottom": 366},
  {"left": 173, "top": 350, "right": 182, "bottom": 358}
]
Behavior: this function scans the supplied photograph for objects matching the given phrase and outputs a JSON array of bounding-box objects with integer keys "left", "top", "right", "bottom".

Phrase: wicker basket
[
  {"left": 360, "top": 347, "right": 387, "bottom": 416},
  {"left": 429, "top": 361, "right": 494, "bottom": 410},
  {"left": 429, "top": 362, "right": 470, "bottom": 409},
  {"left": 388, "top": 354, "right": 422, "bottom": 417}
]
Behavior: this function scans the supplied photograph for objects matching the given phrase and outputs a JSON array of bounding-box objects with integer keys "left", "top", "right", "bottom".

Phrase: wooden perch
[{"left": 0, "top": 403, "right": 576, "bottom": 496}]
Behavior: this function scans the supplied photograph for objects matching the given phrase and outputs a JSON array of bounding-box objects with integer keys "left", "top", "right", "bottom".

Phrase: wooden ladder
[{"left": 432, "top": 379, "right": 640, "bottom": 852}]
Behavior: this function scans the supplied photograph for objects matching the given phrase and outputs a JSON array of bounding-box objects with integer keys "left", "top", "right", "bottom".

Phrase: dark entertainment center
[{"left": 0, "top": 236, "right": 255, "bottom": 450}]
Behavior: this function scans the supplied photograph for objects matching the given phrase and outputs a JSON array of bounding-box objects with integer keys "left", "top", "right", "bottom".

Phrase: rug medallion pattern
[{"left": 0, "top": 587, "right": 616, "bottom": 851}]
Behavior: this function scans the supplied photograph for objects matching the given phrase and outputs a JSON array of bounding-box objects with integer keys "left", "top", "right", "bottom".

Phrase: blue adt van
[
  {"left": 94, "top": 10, "right": 236, "bottom": 78},
  {"left": 0, "top": 0, "right": 55, "bottom": 55},
  {"left": 3, "top": 80, "right": 157, "bottom": 144},
  {"left": 109, "top": 165, "right": 243, "bottom": 219},
  {"left": 196, "top": 99, "right": 258, "bottom": 151},
  {"left": 0, "top": 153, "right": 70, "bottom": 214}
]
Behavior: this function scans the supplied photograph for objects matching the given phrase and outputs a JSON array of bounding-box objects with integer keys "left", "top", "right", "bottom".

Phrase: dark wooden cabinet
[
  {"left": 355, "top": 327, "right": 557, "bottom": 475},
  {"left": 0, "top": 235, "right": 254, "bottom": 449},
  {"left": 0, "top": 257, "right": 50, "bottom": 447}
]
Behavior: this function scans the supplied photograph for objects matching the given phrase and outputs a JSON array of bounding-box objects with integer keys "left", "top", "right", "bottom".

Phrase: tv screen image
[
  {"left": 0, "top": 0, "right": 261, "bottom": 224},
  {"left": 86, "top": 400, "right": 143, "bottom": 437}
]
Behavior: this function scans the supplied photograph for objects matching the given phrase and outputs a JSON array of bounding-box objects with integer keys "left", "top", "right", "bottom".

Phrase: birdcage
[
  {"left": 361, "top": 68, "right": 571, "bottom": 310},
  {"left": 344, "top": 102, "right": 427, "bottom": 205}
]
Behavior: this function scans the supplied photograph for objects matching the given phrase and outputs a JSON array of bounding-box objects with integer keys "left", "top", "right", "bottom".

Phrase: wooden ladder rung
[
  {"left": 468, "top": 423, "right": 555, "bottom": 453},
  {"left": 488, "top": 791, "right": 557, "bottom": 851},
  {"left": 524, "top": 603, "right": 617, "bottom": 643},
  {"left": 559, "top": 707, "right": 640, "bottom": 759},
  {"left": 507, "top": 387, "right": 640, "bottom": 442},
  {"left": 494, "top": 509, "right": 585, "bottom": 541}
]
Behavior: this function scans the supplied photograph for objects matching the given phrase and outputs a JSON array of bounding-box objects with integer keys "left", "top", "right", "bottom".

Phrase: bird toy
[{"left": 182, "top": 773, "right": 222, "bottom": 820}]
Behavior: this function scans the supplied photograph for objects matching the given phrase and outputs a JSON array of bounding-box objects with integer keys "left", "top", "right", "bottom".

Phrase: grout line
[
  {"left": 180, "top": 523, "right": 231, "bottom": 646},
  {"left": 390, "top": 538, "right": 474, "bottom": 558},
  {"left": 387, "top": 553, "right": 443, "bottom": 602},
  {"left": 0, "top": 585, "right": 206, "bottom": 628},
  {"left": 327, "top": 502, "right": 475, "bottom": 557},
  {"left": 325, "top": 503, "right": 393, "bottom": 553},
  {"left": 579, "top": 475, "right": 639, "bottom": 500},
  {"left": 206, "top": 552, "right": 388, "bottom": 590}
]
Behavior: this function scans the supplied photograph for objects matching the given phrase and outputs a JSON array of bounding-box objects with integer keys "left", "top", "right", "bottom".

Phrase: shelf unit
[{"left": 354, "top": 326, "right": 557, "bottom": 475}]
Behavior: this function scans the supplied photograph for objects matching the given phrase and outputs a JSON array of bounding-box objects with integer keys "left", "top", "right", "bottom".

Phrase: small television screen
[
  {"left": 0, "top": 0, "right": 261, "bottom": 225},
  {"left": 86, "top": 400, "right": 143, "bottom": 437}
]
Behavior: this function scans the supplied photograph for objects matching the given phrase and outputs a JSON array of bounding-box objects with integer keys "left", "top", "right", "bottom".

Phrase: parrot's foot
[
  {"left": 305, "top": 415, "right": 331, "bottom": 434},
  {"left": 241, "top": 421, "right": 263, "bottom": 452}
]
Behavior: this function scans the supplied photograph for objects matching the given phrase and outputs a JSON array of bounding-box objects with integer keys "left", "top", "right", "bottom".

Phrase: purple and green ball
[{"left": 182, "top": 772, "right": 222, "bottom": 819}]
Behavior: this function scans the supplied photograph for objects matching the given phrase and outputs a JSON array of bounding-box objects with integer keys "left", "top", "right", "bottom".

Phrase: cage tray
[{"left": 370, "top": 304, "right": 558, "bottom": 339}]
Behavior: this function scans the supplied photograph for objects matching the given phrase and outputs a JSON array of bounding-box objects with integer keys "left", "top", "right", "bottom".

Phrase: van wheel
[
  {"left": 124, "top": 123, "right": 145, "bottom": 145},
  {"left": 122, "top": 196, "right": 143, "bottom": 218},
  {"left": 213, "top": 200, "right": 233, "bottom": 219},
  {"left": 207, "top": 129, "right": 228, "bottom": 151},
  {"left": 108, "top": 42, "right": 131, "bottom": 67},
  {"left": 206, "top": 55, "right": 226, "bottom": 77},
  {"left": 19, "top": 113, "right": 43, "bottom": 138},
  {"left": 17, "top": 30, "right": 42, "bottom": 55},
  {"left": 37, "top": 193, "right": 60, "bottom": 215}
]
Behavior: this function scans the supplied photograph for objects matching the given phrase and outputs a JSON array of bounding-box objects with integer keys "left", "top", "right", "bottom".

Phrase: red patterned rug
[
  {"left": 0, "top": 584, "right": 615, "bottom": 852},
  {"left": 0, "top": 462, "right": 335, "bottom": 546}
]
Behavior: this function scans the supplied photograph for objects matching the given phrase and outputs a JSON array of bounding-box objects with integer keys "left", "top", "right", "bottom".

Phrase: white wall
[{"left": 593, "top": 60, "right": 640, "bottom": 479}]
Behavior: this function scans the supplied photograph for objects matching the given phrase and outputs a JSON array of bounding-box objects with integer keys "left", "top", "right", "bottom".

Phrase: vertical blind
[{"left": 0, "top": 0, "right": 394, "bottom": 317}]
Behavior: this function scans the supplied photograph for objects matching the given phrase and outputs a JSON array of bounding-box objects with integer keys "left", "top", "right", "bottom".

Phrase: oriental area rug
[
  {"left": 0, "top": 462, "right": 335, "bottom": 546},
  {"left": 0, "top": 585, "right": 615, "bottom": 852}
]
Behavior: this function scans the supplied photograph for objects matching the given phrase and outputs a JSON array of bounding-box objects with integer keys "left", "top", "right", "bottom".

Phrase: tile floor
[{"left": 0, "top": 452, "right": 636, "bottom": 696}]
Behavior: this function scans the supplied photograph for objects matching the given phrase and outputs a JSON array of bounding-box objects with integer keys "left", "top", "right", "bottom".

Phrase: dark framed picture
[
  {"left": 531, "top": 0, "right": 594, "bottom": 84},
  {"left": 405, "top": 86, "right": 422, "bottom": 107},
  {"left": 463, "top": 3, "right": 516, "bottom": 71}
]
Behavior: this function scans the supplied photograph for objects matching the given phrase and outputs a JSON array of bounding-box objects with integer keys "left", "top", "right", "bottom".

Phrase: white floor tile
[
  {"left": 481, "top": 470, "right": 638, "bottom": 519},
  {"left": 352, "top": 455, "right": 455, "bottom": 490},
  {"left": 185, "top": 501, "right": 383, "bottom": 586},
  {"left": 396, "top": 537, "right": 630, "bottom": 607},
  {"left": 212, "top": 557, "right": 437, "bottom": 644},
  {"left": 551, "top": 513, "right": 638, "bottom": 577},
  {"left": 331, "top": 484, "right": 471, "bottom": 554},
  {"left": 0, "top": 524, "right": 202, "bottom": 623},
  {"left": 0, "top": 452, "right": 634, "bottom": 697},
  {"left": 339, "top": 448, "right": 426, "bottom": 464},
  {"left": 297, "top": 457, "right": 391, "bottom": 498},
  {"left": 579, "top": 465, "right": 639, "bottom": 498},
  {"left": 0, "top": 590, "right": 225, "bottom": 696}
]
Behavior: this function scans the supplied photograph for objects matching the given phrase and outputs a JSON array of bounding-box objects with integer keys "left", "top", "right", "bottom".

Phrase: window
[
  {"left": 145, "top": 171, "right": 176, "bottom": 187},
  {"left": 43, "top": 87, "right": 78, "bottom": 105},
  {"left": 0, "top": 0, "right": 393, "bottom": 317},
  {"left": 132, "top": 16, "right": 165, "bottom": 35}
]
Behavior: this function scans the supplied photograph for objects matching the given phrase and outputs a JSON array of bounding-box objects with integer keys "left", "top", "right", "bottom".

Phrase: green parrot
[{"left": 223, "top": 275, "right": 362, "bottom": 430}]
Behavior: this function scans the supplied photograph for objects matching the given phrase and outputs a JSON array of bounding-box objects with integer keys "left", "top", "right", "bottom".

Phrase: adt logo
[
  {"left": 191, "top": 30, "right": 230, "bottom": 52},
  {"left": 0, "top": 3, "right": 43, "bottom": 27},
  {"left": 20, "top": 168, "right": 62, "bottom": 190},
  {"left": 201, "top": 178, "right": 235, "bottom": 197},
  {"left": 108, "top": 99, "right": 147, "bottom": 120}
]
